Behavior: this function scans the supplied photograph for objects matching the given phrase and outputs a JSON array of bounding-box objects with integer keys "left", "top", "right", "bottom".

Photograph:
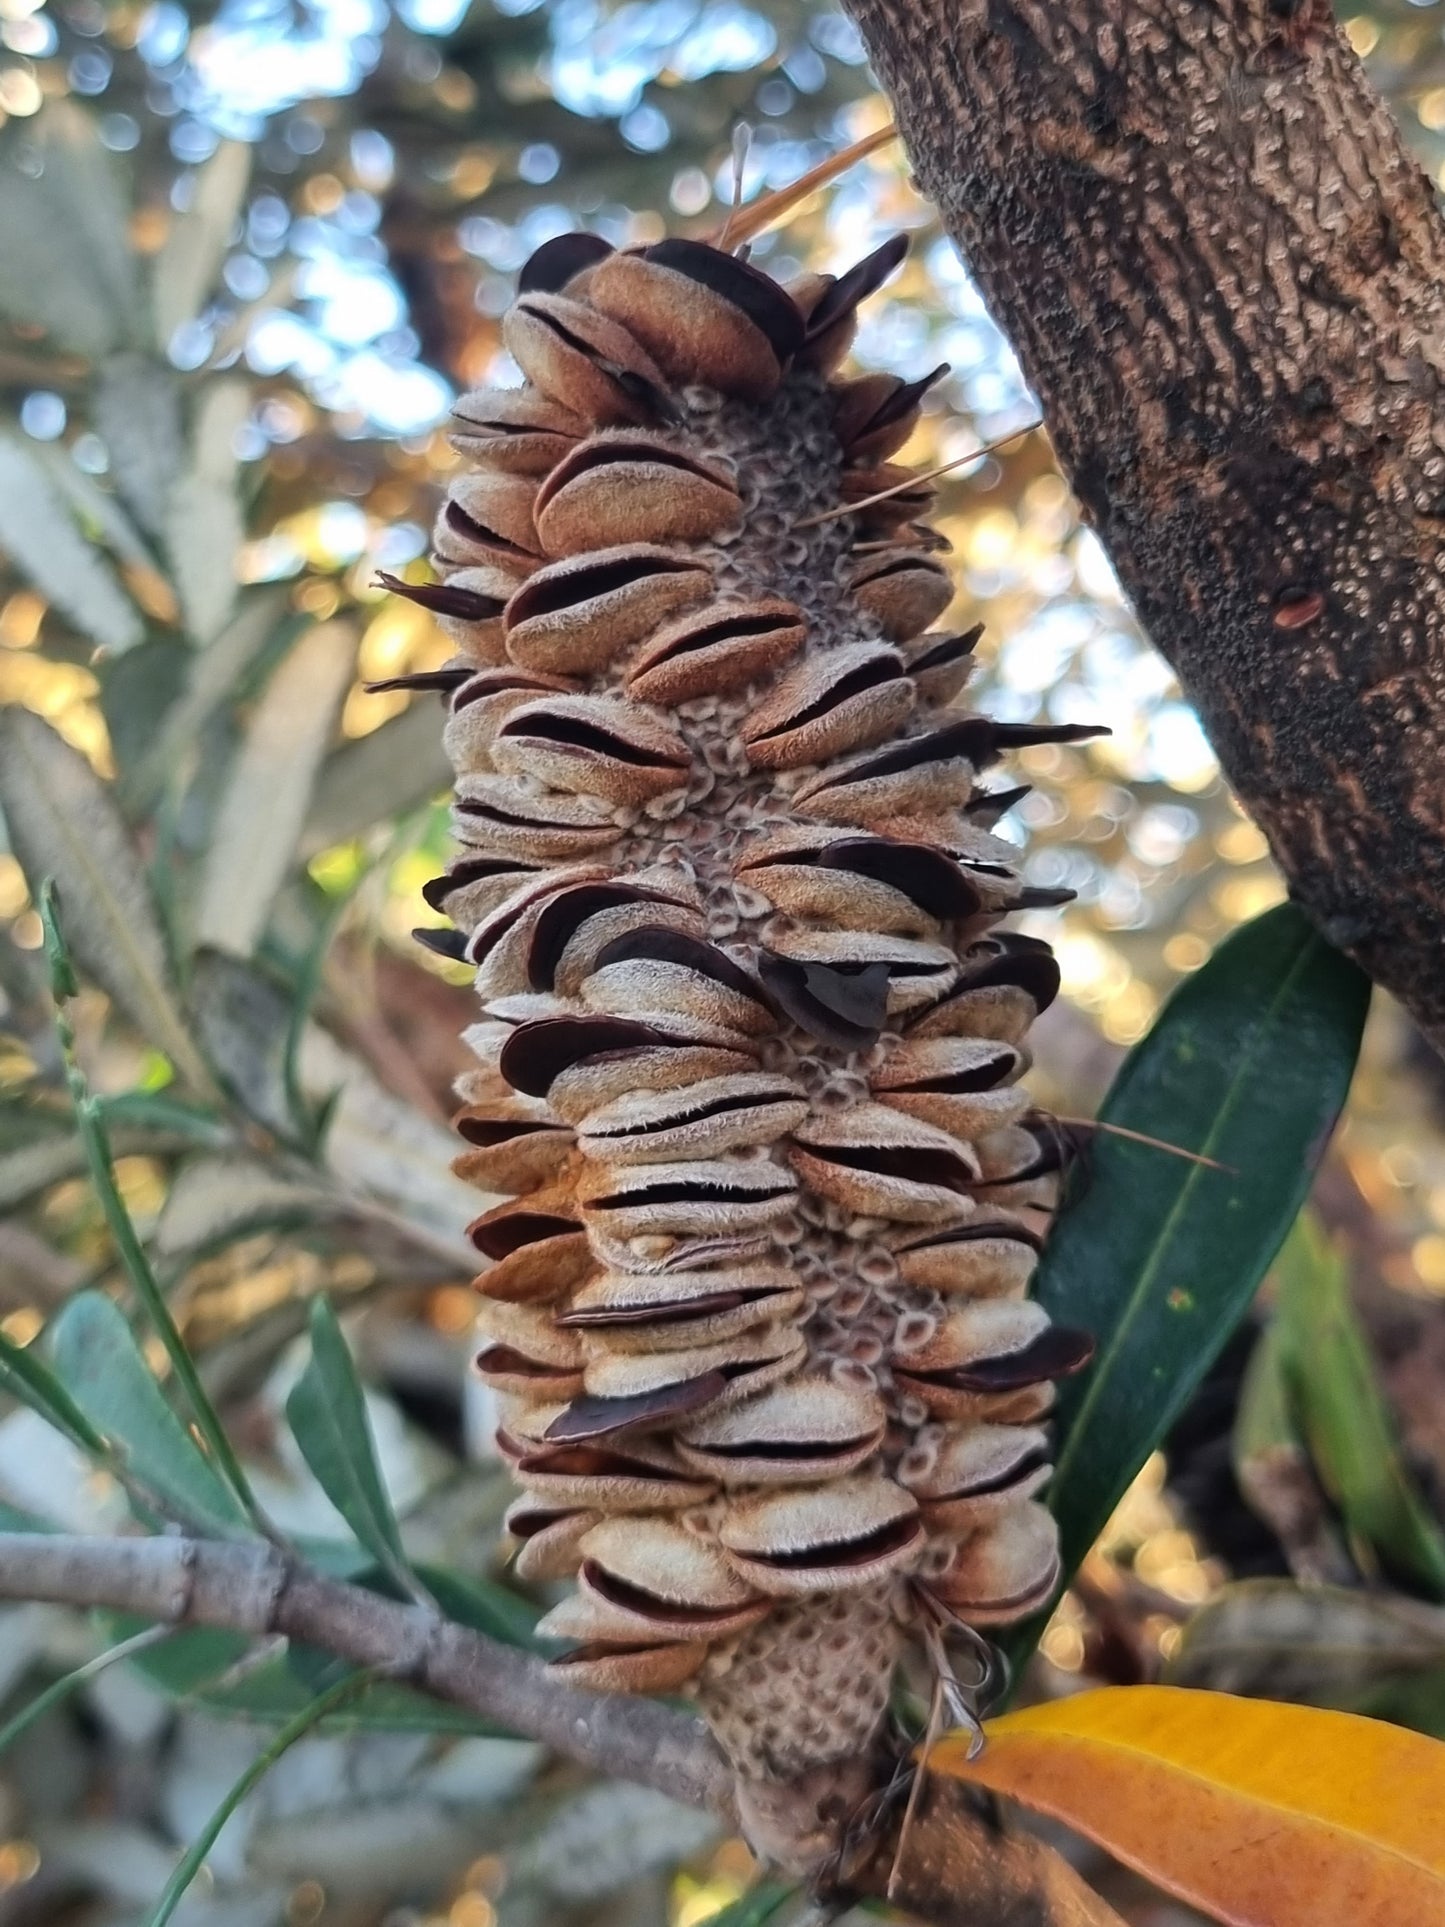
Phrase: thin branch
[
  {"left": 0, "top": 1531, "right": 732, "bottom": 1814},
  {"left": 0, "top": 1531, "right": 1126, "bottom": 1926}
]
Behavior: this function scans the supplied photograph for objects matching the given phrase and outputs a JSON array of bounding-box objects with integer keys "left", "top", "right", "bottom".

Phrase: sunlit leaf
[
  {"left": 127, "top": 589, "right": 299, "bottom": 810},
  {"left": 1276, "top": 1213, "right": 1445, "bottom": 1599},
  {"left": 93, "top": 353, "right": 185, "bottom": 544},
  {"left": 0, "top": 102, "right": 141, "bottom": 356},
  {"left": 47, "top": 1291, "right": 249, "bottom": 1536},
  {"left": 1008, "top": 905, "right": 1369, "bottom": 1667},
  {"left": 193, "top": 620, "right": 357, "bottom": 954},
  {"left": 164, "top": 377, "right": 249, "bottom": 644},
  {"left": 300, "top": 701, "right": 452, "bottom": 858},
  {"left": 0, "top": 436, "right": 143, "bottom": 654},
  {"left": 286, "top": 1296, "right": 416, "bottom": 1593},
  {"left": 0, "top": 712, "right": 209, "bottom": 1086},
  {"left": 697, "top": 1883, "right": 797, "bottom": 1926},
  {"left": 152, "top": 140, "right": 252, "bottom": 347},
  {"left": 935, "top": 1686, "right": 1445, "bottom": 1927}
]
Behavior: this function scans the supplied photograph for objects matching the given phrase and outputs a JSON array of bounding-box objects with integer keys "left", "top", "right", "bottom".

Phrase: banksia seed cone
[{"left": 390, "top": 225, "right": 1100, "bottom": 1817}]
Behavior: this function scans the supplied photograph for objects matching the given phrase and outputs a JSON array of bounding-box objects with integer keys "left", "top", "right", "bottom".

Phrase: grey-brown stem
[
  {"left": 0, "top": 1531, "right": 1124, "bottom": 1926},
  {"left": 839, "top": 0, "right": 1445, "bottom": 1045}
]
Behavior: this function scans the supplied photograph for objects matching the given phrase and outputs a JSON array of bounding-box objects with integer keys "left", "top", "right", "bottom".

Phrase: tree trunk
[{"left": 839, "top": 0, "right": 1445, "bottom": 1046}]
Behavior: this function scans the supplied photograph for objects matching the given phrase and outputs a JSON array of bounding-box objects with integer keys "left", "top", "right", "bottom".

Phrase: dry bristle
[{"left": 406, "top": 212, "right": 1100, "bottom": 1802}]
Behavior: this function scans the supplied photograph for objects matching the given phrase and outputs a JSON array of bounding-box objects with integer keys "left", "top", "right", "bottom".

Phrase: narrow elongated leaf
[
  {"left": 936, "top": 1687, "right": 1445, "bottom": 1927},
  {"left": 38, "top": 905, "right": 263, "bottom": 1532},
  {"left": 118, "top": 1615, "right": 512, "bottom": 1736},
  {"left": 0, "top": 712, "right": 209, "bottom": 1086},
  {"left": 152, "top": 140, "right": 251, "bottom": 346},
  {"left": 143, "top": 1668, "right": 379, "bottom": 1927},
  {"left": 700, "top": 1884, "right": 796, "bottom": 1926},
  {"left": 164, "top": 378, "right": 248, "bottom": 644},
  {"left": 156, "top": 1154, "right": 341, "bottom": 1259},
  {"left": 93, "top": 353, "right": 185, "bottom": 542},
  {"left": 0, "top": 1325, "right": 109, "bottom": 1457},
  {"left": 48, "top": 1292, "right": 248, "bottom": 1536},
  {"left": 194, "top": 621, "right": 357, "bottom": 954},
  {"left": 300, "top": 700, "right": 451, "bottom": 856},
  {"left": 0, "top": 102, "right": 141, "bottom": 355},
  {"left": 286, "top": 1297, "right": 415, "bottom": 1592},
  {"left": 1010, "top": 906, "right": 1368, "bottom": 1664},
  {"left": 1168, "top": 1578, "right": 1445, "bottom": 1707},
  {"left": 0, "top": 437, "right": 143, "bottom": 653},
  {"left": 1276, "top": 1214, "right": 1445, "bottom": 1598},
  {"left": 128, "top": 590, "right": 298, "bottom": 809},
  {"left": 0, "top": 1625, "right": 172, "bottom": 1758}
]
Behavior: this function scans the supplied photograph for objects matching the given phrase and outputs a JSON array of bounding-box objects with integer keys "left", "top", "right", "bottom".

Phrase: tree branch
[
  {"left": 0, "top": 1531, "right": 731, "bottom": 1814},
  {"left": 840, "top": 0, "right": 1445, "bottom": 1047},
  {"left": 0, "top": 1531, "right": 1124, "bottom": 1927}
]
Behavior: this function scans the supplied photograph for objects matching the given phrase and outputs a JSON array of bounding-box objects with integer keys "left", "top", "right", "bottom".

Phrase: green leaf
[
  {"left": 151, "top": 140, "right": 252, "bottom": 347},
  {"left": 164, "top": 377, "right": 249, "bottom": 645},
  {"left": 0, "top": 435, "right": 144, "bottom": 654},
  {"left": 698, "top": 1883, "right": 797, "bottom": 1925},
  {"left": 286, "top": 1297, "right": 416, "bottom": 1593},
  {"left": 421, "top": 1562, "right": 543, "bottom": 1652},
  {"left": 193, "top": 620, "right": 357, "bottom": 955},
  {"left": 126, "top": 590, "right": 301, "bottom": 811},
  {"left": 118, "top": 1619, "right": 510, "bottom": 1736},
  {"left": 300, "top": 702, "right": 451, "bottom": 858},
  {"left": 92, "top": 354, "right": 184, "bottom": 545},
  {"left": 0, "top": 712, "right": 210, "bottom": 1088},
  {"left": 47, "top": 1292, "right": 249, "bottom": 1536},
  {"left": 0, "top": 101, "right": 141, "bottom": 356},
  {"left": 1275, "top": 1213, "right": 1445, "bottom": 1599},
  {"left": 142, "top": 1667, "right": 379, "bottom": 1927},
  {"left": 1006, "top": 904, "right": 1369, "bottom": 1671},
  {"left": 0, "top": 1324, "right": 109, "bottom": 1458},
  {"left": 0, "top": 1625, "right": 173, "bottom": 1759}
]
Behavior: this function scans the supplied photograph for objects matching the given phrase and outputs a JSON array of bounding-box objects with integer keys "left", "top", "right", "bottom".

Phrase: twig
[{"left": 0, "top": 1531, "right": 1126, "bottom": 1926}]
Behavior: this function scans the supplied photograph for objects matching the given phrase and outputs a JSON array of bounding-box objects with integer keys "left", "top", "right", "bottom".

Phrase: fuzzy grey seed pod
[{"left": 395, "top": 224, "right": 1101, "bottom": 1799}]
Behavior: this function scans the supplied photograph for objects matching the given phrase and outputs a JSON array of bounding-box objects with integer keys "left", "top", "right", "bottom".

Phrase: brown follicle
[{"left": 399, "top": 224, "right": 1103, "bottom": 1803}]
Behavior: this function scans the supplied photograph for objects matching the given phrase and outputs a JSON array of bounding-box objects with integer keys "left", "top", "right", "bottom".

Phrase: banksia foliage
[{"left": 388, "top": 221, "right": 1100, "bottom": 1802}]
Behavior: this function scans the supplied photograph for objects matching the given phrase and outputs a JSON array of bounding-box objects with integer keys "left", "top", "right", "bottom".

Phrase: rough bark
[
  {"left": 839, "top": 0, "right": 1445, "bottom": 1045},
  {"left": 0, "top": 1532, "right": 1124, "bottom": 1927}
]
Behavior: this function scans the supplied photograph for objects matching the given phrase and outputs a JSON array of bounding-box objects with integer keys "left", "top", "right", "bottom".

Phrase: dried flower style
[{"left": 389, "top": 222, "right": 1103, "bottom": 1807}]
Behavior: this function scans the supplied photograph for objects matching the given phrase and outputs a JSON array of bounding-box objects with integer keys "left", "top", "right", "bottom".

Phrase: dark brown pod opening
[
  {"left": 804, "top": 234, "right": 908, "bottom": 344},
  {"left": 528, "top": 882, "right": 681, "bottom": 990},
  {"left": 377, "top": 572, "right": 506, "bottom": 624},
  {"left": 468, "top": 1207, "right": 582, "bottom": 1260},
  {"left": 506, "top": 548, "right": 709, "bottom": 627},
  {"left": 544, "top": 1375, "right": 730, "bottom": 1444},
  {"left": 746, "top": 1513, "right": 923, "bottom": 1574},
  {"left": 756, "top": 950, "right": 891, "bottom": 1051},
  {"left": 500, "top": 1015, "right": 673, "bottom": 1099},
  {"left": 519, "top": 231, "right": 615, "bottom": 293},
  {"left": 643, "top": 238, "right": 806, "bottom": 363},
  {"left": 818, "top": 839, "right": 982, "bottom": 922},
  {"left": 905, "top": 1325, "right": 1095, "bottom": 1394},
  {"left": 422, "top": 858, "right": 539, "bottom": 915},
  {"left": 593, "top": 926, "right": 769, "bottom": 1011},
  {"left": 413, "top": 926, "right": 469, "bottom": 961}
]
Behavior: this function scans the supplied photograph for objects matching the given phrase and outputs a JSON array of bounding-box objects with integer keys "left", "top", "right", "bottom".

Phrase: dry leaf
[{"left": 935, "top": 1685, "right": 1445, "bottom": 1926}]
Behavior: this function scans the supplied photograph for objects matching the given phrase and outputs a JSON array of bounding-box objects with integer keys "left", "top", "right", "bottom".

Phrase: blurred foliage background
[{"left": 4, "top": 2, "right": 1445, "bottom": 1923}]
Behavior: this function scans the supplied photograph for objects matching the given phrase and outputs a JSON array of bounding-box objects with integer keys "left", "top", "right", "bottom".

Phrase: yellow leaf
[{"left": 932, "top": 1686, "right": 1445, "bottom": 1927}]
